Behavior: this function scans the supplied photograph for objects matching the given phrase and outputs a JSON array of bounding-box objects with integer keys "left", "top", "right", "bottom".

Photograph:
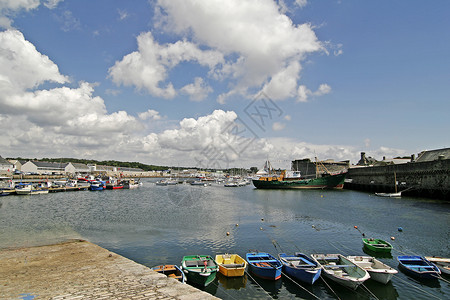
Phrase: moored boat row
[{"left": 154, "top": 250, "right": 446, "bottom": 291}]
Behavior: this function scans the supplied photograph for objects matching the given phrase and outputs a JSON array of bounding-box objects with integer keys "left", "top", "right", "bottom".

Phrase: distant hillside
[{"left": 8, "top": 157, "right": 168, "bottom": 172}]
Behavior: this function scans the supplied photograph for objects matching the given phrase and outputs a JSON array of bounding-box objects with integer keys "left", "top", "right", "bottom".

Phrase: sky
[{"left": 0, "top": 0, "right": 449, "bottom": 169}]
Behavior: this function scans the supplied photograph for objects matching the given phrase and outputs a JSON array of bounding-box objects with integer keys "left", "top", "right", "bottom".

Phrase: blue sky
[{"left": 0, "top": 0, "right": 449, "bottom": 169}]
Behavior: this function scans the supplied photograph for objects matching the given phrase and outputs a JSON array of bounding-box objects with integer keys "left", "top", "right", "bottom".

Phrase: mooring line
[
  {"left": 361, "top": 283, "right": 380, "bottom": 300},
  {"left": 209, "top": 279, "right": 240, "bottom": 300},
  {"left": 319, "top": 276, "right": 341, "bottom": 300},
  {"left": 280, "top": 270, "right": 321, "bottom": 300},
  {"left": 244, "top": 269, "right": 274, "bottom": 300},
  {"left": 394, "top": 275, "right": 443, "bottom": 300}
]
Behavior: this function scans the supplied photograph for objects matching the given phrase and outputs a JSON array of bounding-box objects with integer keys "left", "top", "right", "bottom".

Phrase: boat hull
[
  {"left": 398, "top": 256, "right": 441, "bottom": 280},
  {"left": 215, "top": 254, "right": 247, "bottom": 277},
  {"left": 347, "top": 256, "right": 397, "bottom": 284},
  {"left": 252, "top": 173, "right": 346, "bottom": 190},
  {"left": 311, "top": 254, "right": 370, "bottom": 290},
  {"left": 279, "top": 253, "right": 321, "bottom": 285},
  {"left": 424, "top": 256, "right": 450, "bottom": 275},
  {"left": 181, "top": 255, "right": 218, "bottom": 286},
  {"left": 152, "top": 265, "right": 186, "bottom": 283},
  {"left": 246, "top": 252, "right": 282, "bottom": 280},
  {"left": 363, "top": 238, "right": 393, "bottom": 253}
]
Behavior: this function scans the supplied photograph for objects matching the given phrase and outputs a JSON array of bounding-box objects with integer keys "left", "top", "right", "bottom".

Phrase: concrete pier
[{"left": 0, "top": 240, "right": 218, "bottom": 300}]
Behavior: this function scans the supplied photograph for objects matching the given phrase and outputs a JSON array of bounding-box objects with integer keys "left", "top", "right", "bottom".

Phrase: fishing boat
[
  {"left": 363, "top": 238, "right": 393, "bottom": 253},
  {"left": 89, "top": 181, "right": 105, "bottom": 191},
  {"left": 215, "top": 254, "right": 247, "bottom": 277},
  {"left": 347, "top": 255, "right": 398, "bottom": 284},
  {"left": 181, "top": 255, "right": 218, "bottom": 286},
  {"left": 252, "top": 160, "right": 346, "bottom": 189},
  {"left": 311, "top": 254, "right": 370, "bottom": 290},
  {"left": 278, "top": 253, "right": 321, "bottom": 284},
  {"left": 397, "top": 256, "right": 441, "bottom": 279},
  {"left": 424, "top": 256, "right": 450, "bottom": 275},
  {"left": 123, "top": 179, "right": 140, "bottom": 189},
  {"left": 15, "top": 183, "right": 49, "bottom": 195},
  {"left": 151, "top": 265, "right": 186, "bottom": 283},
  {"left": 246, "top": 252, "right": 282, "bottom": 280}
]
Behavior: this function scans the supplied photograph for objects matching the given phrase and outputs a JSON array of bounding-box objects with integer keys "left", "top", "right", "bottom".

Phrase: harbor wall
[{"left": 344, "top": 159, "right": 450, "bottom": 200}]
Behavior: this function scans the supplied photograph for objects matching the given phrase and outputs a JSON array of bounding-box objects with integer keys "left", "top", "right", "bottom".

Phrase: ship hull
[{"left": 252, "top": 173, "right": 346, "bottom": 189}]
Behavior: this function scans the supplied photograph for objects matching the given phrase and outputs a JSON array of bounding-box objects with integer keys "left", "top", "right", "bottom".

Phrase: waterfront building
[{"left": 0, "top": 155, "right": 14, "bottom": 175}]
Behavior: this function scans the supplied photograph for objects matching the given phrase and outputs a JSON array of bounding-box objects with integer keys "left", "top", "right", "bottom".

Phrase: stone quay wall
[{"left": 345, "top": 159, "right": 450, "bottom": 200}]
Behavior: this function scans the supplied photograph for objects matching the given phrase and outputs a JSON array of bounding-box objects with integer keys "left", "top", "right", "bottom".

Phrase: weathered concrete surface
[{"left": 0, "top": 240, "right": 218, "bottom": 300}]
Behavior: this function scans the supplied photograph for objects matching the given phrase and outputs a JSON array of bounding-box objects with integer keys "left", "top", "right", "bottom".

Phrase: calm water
[{"left": 1, "top": 178, "right": 449, "bottom": 299}]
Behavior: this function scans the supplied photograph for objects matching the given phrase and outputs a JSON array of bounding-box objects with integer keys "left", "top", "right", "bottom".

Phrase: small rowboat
[
  {"left": 215, "top": 254, "right": 247, "bottom": 277},
  {"left": 363, "top": 238, "right": 393, "bottom": 253},
  {"left": 347, "top": 255, "right": 398, "bottom": 284},
  {"left": 311, "top": 253, "right": 370, "bottom": 290},
  {"left": 278, "top": 253, "right": 321, "bottom": 285},
  {"left": 397, "top": 256, "right": 441, "bottom": 279},
  {"left": 152, "top": 265, "right": 186, "bottom": 283},
  {"left": 246, "top": 252, "right": 282, "bottom": 280},
  {"left": 424, "top": 256, "right": 450, "bottom": 275},
  {"left": 181, "top": 255, "right": 218, "bottom": 286}
]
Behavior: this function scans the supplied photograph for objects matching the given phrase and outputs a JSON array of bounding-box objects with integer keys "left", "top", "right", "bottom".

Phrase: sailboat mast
[{"left": 394, "top": 171, "right": 397, "bottom": 193}]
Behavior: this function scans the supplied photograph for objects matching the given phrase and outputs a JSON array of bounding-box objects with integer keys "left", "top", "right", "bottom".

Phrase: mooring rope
[
  {"left": 319, "top": 276, "right": 341, "bottom": 300},
  {"left": 279, "top": 269, "right": 321, "bottom": 300},
  {"left": 244, "top": 269, "right": 275, "bottom": 299},
  {"left": 361, "top": 283, "right": 380, "bottom": 300},
  {"left": 393, "top": 275, "right": 443, "bottom": 300}
]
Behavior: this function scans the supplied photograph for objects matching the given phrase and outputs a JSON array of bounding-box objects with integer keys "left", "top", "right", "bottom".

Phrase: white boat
[
  {"left": 311, "top": 254, "right": 370, "bottom": 290},
  {"left": 424, "top": 256, "right": 450, "bottom": 275},
  {"left": 347, "top": 255, "right": 398, "bottom": 284},
  {"left": 15, "top": 183, "right": 49, "bottom": 195},
  {"left": 375, "top": 192, "right": 401, "bottom": 197}
]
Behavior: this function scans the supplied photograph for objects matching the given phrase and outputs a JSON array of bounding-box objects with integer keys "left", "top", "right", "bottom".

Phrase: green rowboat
[
  {"left": 181, "top": 255, "right": 218, "bottom": 286},
  {"left": 362, "top": 238, "right": 393, "bottom": 253}
]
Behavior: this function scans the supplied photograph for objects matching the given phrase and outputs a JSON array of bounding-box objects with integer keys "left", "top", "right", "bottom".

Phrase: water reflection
[{"left": 217, "top": 273, "right": 247, "bottom": 290}]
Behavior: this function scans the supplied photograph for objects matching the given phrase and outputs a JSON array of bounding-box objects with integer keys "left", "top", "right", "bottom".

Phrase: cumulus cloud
[
  {"left": 139, "top": 109, "right": 162, "bottom": 121},
  {"left": 297, "top": 83, "right": 331, "bottom": 102},
  {"left": 0, "top": 28, "right": 142, "bottom": 157},
  {"left": 180, "top": 77, "right": 212, "bottom": 101},
  {"left": 110, "top": 0, "right": 327, "bottom": 103},
  {"left": 108, "top": 32, "right": 223, "bottom": 99},
  {"left": 0, "top": 0, "right": 62, "bottom": 28}
]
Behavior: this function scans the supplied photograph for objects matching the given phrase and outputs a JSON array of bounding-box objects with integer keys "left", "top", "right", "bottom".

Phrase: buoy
[
  {"left": 391, "top": 236, "right": 395, "bottom": 240},
  {"left": 312, "top": 225, "right": 315, "bottom": 228},
  {"left": 398, "top": 227, "right": 403, "bottom": 232},
  {"left": 261, "top": 218, "right": 264, "bottom": 221},
  {"left": 321, "top": 195, "right": 323, "bottom": 198},
  {"left": 226, "top": 232, "right": 230, "bottom": 236},
  {"left": 235, "top": 224, "right": 239, "bottom": 227},
  {"left": 260, "top": 227, "right": 263, "bottom": 230},
  {"left": 354, "top": 225, "right": 358, "bottom": 229}
]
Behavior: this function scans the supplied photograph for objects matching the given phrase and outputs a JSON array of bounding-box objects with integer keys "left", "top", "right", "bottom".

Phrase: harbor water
[{"left": 0, "top": 178, "right": 449, "bottom": 299}]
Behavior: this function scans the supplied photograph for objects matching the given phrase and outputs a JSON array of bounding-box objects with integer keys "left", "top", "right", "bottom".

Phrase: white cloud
[
  {"left": 110, "top": 0, "right": 326, "bottom": 103},
  {"left": 297, "top": 83, "right": 331, "bottom": 102},
  {"left": 117, "top": 9, "right": 129, "bottom": 21},
  {"left": 108, "top": 32, "right": 223, "bottom": 99},
  {"left": 272, "top": 122, "right": 286, "bottom": 131},
  {"left": 0, "top": 29, "right": 68, "bottom": 96},
  {"left": 295, "top": 0, "right": 308, "bottom": 8},
  {"left": 0, "top": 0, "right": 62, "bottom": 29},
  {"left": 180, "top": 77, "right": 212, "bottom": 101},
  {"left": 139, "top": 109, "right": 162, "bottom": 121}
]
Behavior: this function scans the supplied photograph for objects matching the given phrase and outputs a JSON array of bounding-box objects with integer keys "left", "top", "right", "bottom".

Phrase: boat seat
[
  {"left": 295, "top": 264, "right": 316, "bottom": 267},
  {"left": 325, "top": 265, "right": 353, "bottom": 268},
  {"left": 250, "top": 259, "right": 278, "bottom": 263},
  {"left": 406, "top": 265, "right": 435, "bottom": 269},
  {"left": 221, "top": 263, "right": 245, "bottom": 268},
  {"left": 185, "top": 261, "right": 199, "bottom": 267}
]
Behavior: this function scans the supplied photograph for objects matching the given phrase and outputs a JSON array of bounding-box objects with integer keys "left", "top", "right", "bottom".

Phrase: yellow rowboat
[{"left": 215, "top": 254, "right": 247, "bottom": 277}]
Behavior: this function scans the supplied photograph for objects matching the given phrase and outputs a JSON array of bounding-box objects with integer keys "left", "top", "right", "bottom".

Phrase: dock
[{"left": 0, "top": 240, "right": 218, "bottom": 300}]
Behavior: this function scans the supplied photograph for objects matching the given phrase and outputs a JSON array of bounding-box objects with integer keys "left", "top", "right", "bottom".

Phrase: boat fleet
[
  {"left": 152, "top": 237, "right": 447, "bottom": 295},
  {"left": 0, "top": 175, "right": 141, "bottom": 196}
]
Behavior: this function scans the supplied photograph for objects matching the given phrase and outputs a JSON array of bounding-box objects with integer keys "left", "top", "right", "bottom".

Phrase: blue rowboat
[
  {"left": 397, "top": 256, "right": 441, "bottom": 280},
  {"left": 246, "top": 252, "right": 282, "bottom": 280},
  {"left": 278, "top": 253, "right": 321, "bottom": 284}
]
